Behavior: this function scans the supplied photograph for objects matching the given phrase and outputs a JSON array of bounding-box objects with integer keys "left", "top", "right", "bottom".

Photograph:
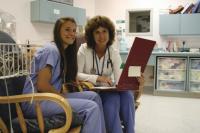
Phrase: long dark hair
[
  {"left": 85, "top": 15, "right": 115, "bottom": 49},
  {"left": 53, "top": 17, "right": 78, "bottom": 82}
]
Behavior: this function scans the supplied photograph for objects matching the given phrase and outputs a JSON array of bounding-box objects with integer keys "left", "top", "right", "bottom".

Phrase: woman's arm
[
  {"left": 137, "top": 73, "right": 145, "bottom": 87},
  {"left": 37, "top": 65, "right": 61, "bottom": 95},
  {"left": 77, "top": 45, "right": 98, "bottom": 84}
]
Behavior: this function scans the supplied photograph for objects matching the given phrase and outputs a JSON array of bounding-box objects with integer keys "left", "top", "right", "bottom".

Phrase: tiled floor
[{"left": 135, "top": 90, "right": 200, "bottom": 133}]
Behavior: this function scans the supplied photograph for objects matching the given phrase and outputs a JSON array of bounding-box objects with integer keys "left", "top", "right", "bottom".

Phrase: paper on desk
[{"left": 128, "top": 66, "right": 141, "bottom": 77}]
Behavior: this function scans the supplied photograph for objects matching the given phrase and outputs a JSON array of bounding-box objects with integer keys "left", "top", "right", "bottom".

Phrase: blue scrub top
[{"left": 23, "top": 42, "right": 62, "bottom": 94}]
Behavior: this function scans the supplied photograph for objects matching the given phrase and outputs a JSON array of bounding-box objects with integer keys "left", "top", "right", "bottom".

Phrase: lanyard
[
  {"left": 107, "top": 47, "right": 113, "bottom": 70},
  {"left": 92, "top": 47, "right": 113, "bottom": 75},
  {"left": 94, "top": 49, "right": 106, "bottom": 76},
  {"left": 95, "top": 51, "right": 106, "bottom": 76}
]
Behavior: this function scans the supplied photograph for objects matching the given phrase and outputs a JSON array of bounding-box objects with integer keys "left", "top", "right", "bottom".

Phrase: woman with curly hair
[{"left": 78, "top": 15, "right": 144, "bottom": 133}]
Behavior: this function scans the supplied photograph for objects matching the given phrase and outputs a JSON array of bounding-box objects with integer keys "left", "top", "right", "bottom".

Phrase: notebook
[{"left": 93, "top": 37, "right": 156, "bottom": 91}]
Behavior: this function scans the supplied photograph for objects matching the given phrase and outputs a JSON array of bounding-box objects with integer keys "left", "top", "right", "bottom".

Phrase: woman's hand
[
  {"left": 76, "top": 78, "right": 80, "bottom": 85},
  {"left": 61, "top": 83, "right": 69, "bottom": 95},
  {"left": 137, "top": 73, "right": 145, "bottom": 87},
  {"left": 135, "top": 73, "right": 145, "bottom": 100},
  {"left": 97, "top": 76, "right": 113, "bottom": 86}
]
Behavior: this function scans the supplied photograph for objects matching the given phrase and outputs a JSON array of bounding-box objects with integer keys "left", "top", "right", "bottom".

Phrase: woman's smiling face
[
  {"left": 93, "top": 26, "right": 109, "bottom": 48},
  {"left": 60, "top": 21, "right": 77, "bottom": 49}
]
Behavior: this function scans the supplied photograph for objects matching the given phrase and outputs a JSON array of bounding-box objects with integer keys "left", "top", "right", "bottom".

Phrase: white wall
[
  {"left": 1, "top": 0, "right": 199, "bottom": 48},
  {"left": 95, "top": 0, "right": 199, "bottom": 49},
  {"left": 74, "top": 0, "right": 95, "bottom": 17},
  {"left": 0, "top": 0, "right": 51, "bottom": 44},
  {"left": 0, "top": 0, "right": 94, "bottom": 45}
]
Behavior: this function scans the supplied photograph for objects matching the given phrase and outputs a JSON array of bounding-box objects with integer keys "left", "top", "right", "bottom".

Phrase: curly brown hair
[{"left": 85, "top": 16, "right": 115, "bottom": 49}]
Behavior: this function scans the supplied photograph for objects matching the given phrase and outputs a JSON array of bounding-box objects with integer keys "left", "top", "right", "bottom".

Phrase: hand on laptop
[{"left": 97, "top": 76, "right": 113, "bottom": 86}]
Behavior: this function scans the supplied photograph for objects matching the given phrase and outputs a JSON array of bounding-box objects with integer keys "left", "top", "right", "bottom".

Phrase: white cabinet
[
  {"left": 159, "top": 14, "right": 180, "bottom": 35},
  {"left": 155, "top": 55, "right": 200, "bottom": 97},
  {"left": 156, "top": 57, "right": 187, "bottom": 91},
  {"left": 159, "top": 14, "right": 200, "bottom": 35},
  {"left": 181, "top": 14, "right": 200, "bottom": 35}
]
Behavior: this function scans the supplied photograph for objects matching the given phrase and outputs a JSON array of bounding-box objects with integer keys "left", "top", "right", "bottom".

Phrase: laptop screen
[{"left": 117, "top": 37, "right": 156, "bottom": 90}]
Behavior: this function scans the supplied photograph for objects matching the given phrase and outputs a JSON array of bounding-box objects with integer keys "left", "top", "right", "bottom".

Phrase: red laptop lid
[{"left": 117, "top": 37, "right": 156, "bottom": 90}]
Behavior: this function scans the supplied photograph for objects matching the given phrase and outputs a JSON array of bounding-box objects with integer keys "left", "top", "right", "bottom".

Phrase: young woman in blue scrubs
[
  {"left": 77, "top": 16, "right": 144, "bottom": 133},
  {"left": 21, "top": 17, "right": 106, "bottom": 133}
]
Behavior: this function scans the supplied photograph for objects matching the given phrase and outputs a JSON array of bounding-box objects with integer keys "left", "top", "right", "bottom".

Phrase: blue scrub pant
[
  {"left": 22, "top": 91, "right": 106, "bottom": 133},
  {"left": 99, "top": 91, "right": 135, "bottom": 133}
]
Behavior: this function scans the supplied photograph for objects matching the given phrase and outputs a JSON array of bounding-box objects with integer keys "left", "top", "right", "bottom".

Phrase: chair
[
  {"left": 0, "top": 31, "right": 81, "bottom": 133},
  {"left": 0, "top": 72, "right": 81, "bottom": 133},
  {"left": 0, "top": 92, "right": 81, "bottom": 133},
  {"left": 0, "top": 31, "right": 15, "bottom": 43}
]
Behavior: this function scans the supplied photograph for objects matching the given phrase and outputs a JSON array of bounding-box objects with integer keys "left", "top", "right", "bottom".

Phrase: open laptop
[{"left": 93, "top": 37, "right": 156, "bottom": 91}]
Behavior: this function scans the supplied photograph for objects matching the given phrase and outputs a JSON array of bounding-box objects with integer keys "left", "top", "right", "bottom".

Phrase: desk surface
[{"left": 120, "top": 51, "right": 200, "bottom": 66}]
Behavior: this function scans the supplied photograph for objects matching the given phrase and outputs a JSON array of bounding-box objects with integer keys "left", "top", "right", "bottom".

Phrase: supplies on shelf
[
  {"left": 158, "top": 80, "right": 185, "bottom": 91},
  {"left": 156, "top": 57, "right": 187, "bottom": 91},
  {"left": 158, "top": 57, "right": 186, "bottom": 69},
  {"left": 189, "top": 58, "right": 200, "bottom": 92},
  {"left": 190, "top": 83, "right": 200, "bottom": 92},
  {"left": 190, "top": 70, "right": 200, "bottom": 81},
  {"left": 158, "top": 70, "right": 185, "bottom": 81}
]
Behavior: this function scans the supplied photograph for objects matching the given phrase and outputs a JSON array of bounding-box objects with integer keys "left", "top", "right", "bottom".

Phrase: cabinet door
[
  {"left": 74, "top": 7, "right": 86, "bottom": 26},
  {"left": 189, "top": 58, "right": 200, "bottom": 92},
  {"left": 50, "top": 2, "right": 86, "bottom": 25},
  {"left": 31, "top": 0, "right": 86, "bottom": 25},
  {"left": 31, "top": 0, "right": 53, "bottom": 23},
  {"left": 159, "top": 14, "right": 180, "bottom": 35},
  {"left": 180, "top": 14, "right": 200, "bottom": 35},
  {"left": 50, "top": 2, "right": 75, "bottom": 22},
  {"left": 156, "top": 57, "right": 187, "bottom": 91}
]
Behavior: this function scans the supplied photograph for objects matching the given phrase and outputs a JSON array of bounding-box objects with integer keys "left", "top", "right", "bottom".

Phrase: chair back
[
  {"left": 75, "top": 34, "right": 86, "bottom": 52},
  {"left": 0, "top": 31, "right": 27, "bottom": 128}
]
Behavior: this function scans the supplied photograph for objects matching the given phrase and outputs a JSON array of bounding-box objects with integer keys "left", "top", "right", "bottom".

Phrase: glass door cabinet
[
  {"left": 189, "top": 58, "right": 200, "bottom": 92},
  {"left": 156, "top": 57, "right": 187, "bottom": 91}
]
